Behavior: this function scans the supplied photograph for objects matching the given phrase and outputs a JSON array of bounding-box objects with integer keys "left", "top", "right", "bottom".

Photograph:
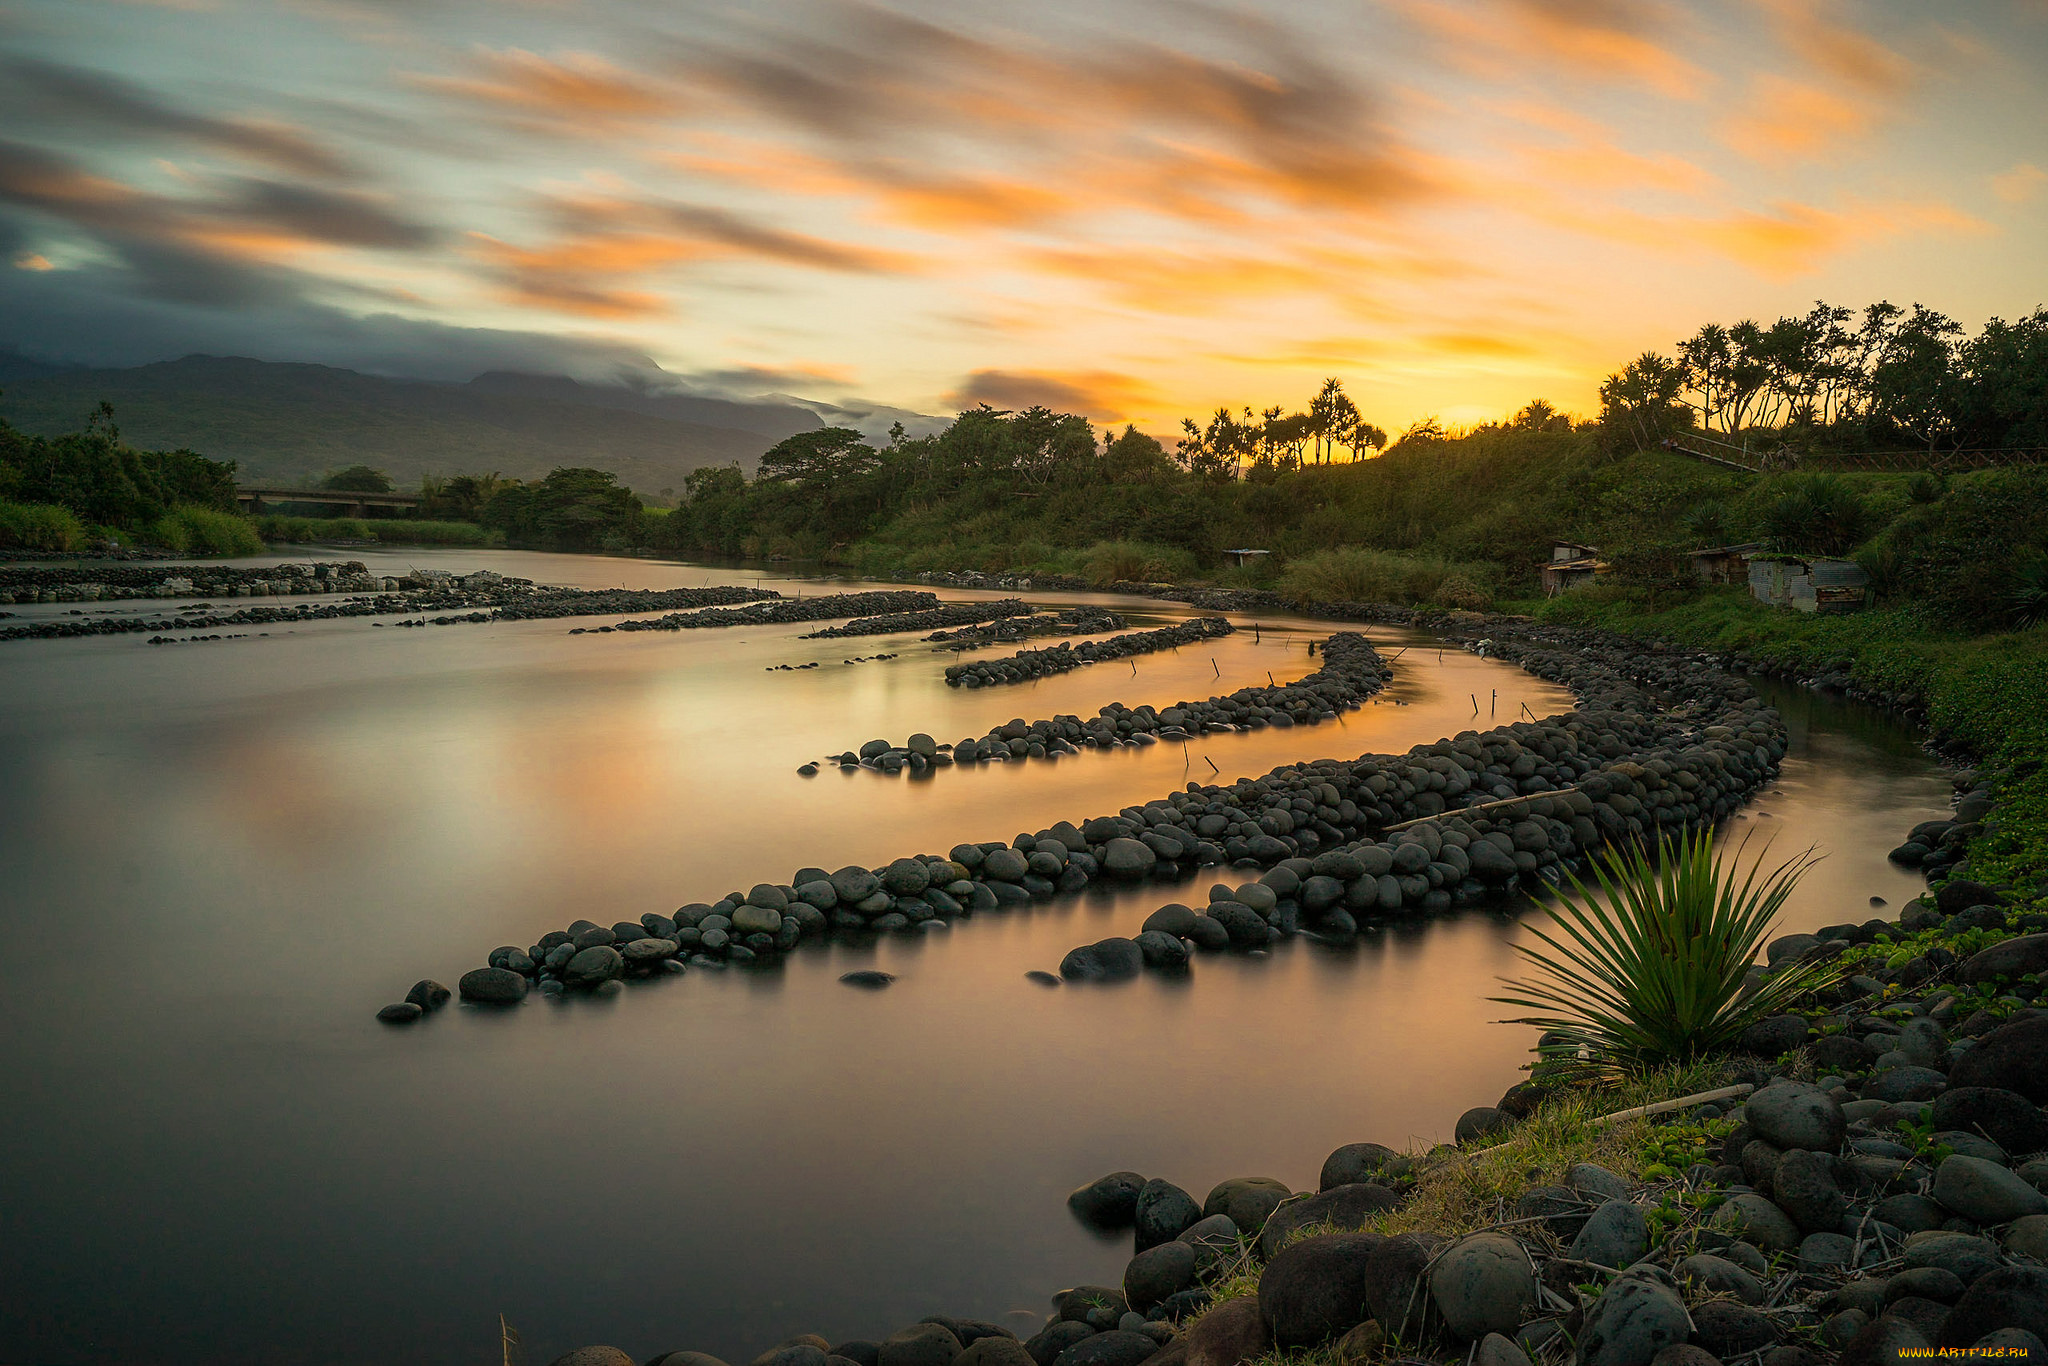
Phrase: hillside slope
[{"left": 0, "top": 356, "right": 818, "bottom": 493}]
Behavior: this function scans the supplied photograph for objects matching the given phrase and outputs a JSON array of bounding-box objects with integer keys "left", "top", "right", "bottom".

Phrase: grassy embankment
[{"left": 251, "top": 514, "right": 500, "bottom": 547}]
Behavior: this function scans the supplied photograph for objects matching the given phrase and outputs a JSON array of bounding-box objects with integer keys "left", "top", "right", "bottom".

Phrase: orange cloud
[
  {"left": 415, "top": 48, "right": 677, "bottom": 125},
  {"left": 943, "top": 368, "right": 1159, "bottom": 421},
  {"left": 1993, "top": 163, "right": 2047, "bottom": 204},
  {"left": 1402, "top": 0, "right": 1706, "bottom": 97},
  {"left": 1720, "top": 75, "right": 1878, "bottom": 161},
  {"left": 1756, "top": 0, "right": 1913, "bottom": 95}
]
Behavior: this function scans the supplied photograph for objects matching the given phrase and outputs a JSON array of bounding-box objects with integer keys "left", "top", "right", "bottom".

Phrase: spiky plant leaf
[{"left": 1492, "top": 827, "right": 1838, "bottom": 1079}]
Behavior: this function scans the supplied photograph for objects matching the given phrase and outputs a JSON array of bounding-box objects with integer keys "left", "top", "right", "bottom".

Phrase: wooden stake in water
[{"left": 501, "top": 1315, "right": 524, "bottom": 1366}]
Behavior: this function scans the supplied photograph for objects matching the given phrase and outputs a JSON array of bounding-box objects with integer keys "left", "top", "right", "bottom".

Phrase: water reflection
[{"left": 0, "top": 549, "right": 1953, "bottom": 1366}]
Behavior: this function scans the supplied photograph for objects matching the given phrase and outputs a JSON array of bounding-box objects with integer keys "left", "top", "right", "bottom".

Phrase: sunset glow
[{"left": 3, "top": 0, "right": 2044, "bottom": 429}]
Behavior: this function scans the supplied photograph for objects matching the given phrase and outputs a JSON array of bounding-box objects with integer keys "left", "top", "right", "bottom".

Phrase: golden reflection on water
[{"left": 0, "top": 548, "right": 1956, "bottom": 1366}]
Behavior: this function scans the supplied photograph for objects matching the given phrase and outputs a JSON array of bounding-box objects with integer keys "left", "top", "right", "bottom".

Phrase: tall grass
[
  {"left": 0, "top": 500, "right": 89, "bottom": 551},
  {"left": 255, "top": 515, "right": 496, "bottom": 546},
  {"left": 1077, "top": 540, "right": 1199, "bottom": 586},
  {"left": 151, "top": 505, "right": 264, "bottom": 556},
  {"left": 1493, "top": 828, "right": 1838, "bottom": 1078},
  {"left": 1275, "top": 547, "right": 1497, "bottom": 607}
]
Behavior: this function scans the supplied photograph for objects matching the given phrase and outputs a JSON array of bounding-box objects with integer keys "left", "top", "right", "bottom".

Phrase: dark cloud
[
  {"left": 650, "top": 202, "right": 905, "bottom": 272},
  {"left": 230, "top": 180, "right": 438, "bottom": 249},
  {"left": 3, "top": 57, "right": 356, "bottom": 179},
  {"left": 943, "top": 368, "right": 1158, "bottom": 421},
  {"left": 0, "top": 254, "right": 655, "bottom": 382}
]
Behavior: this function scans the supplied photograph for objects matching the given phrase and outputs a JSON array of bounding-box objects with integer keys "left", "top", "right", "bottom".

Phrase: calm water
[{"left": 0, "top": 550, "right": 1954, "bottom": 1366}]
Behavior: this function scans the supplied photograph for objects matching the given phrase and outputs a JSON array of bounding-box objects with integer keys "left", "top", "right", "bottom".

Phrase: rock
[
  {"left": 1571, "top": 1200, "right": 1650, "bottom": 1269},
  {"left": 1567, "top": 1164, "right": 1634, "bottom": 1203},
  {"left": 1647, "top": 1349, "right": 1717, "bottom": 1366},
  {"left": 1713, "top": 1194, "right": 1801, "bottom": 1252},
  {"left": 1959, "top": 933, "right": 2048, "bottom": 986},
  {"left": 1026, "top": 971, "right": 1061, "bottom": 987},
  {"left": 1905, "top": 1232, "right": 2004, "bottom": 1284},
  {"left": 1691, "top": 1302, "right": 1781, "bottom": 1357},
  {"left": 1204, "top": 1177, "right": 1293, "bottom": 1234},
  {"left": 1974, "top": 1329, "right": 2048, "bottom": 1358},
  {"left": 1874, "top": 1193, "right": 1949, "bottom": 1233},
  {"left": 563, "top": 945, "right": 623, "bottom": 987},
  {"left": 959, "top": 1341, "right": 1036, "bottom": 1366},
  {"left": 1742, "top": 1014, "right": 1813, "bottom": 1055},
  {"left": 1321, "top": 1143, "right": 1403, "bottom": 1191},
  {"left": 1474, "top": 1334, "right": 1528, "bottom": 1366},
  {"left": 1949, "top": 1016, "right": 2048, "bottom": 1102},
  {"left": 1362, "top": 1233, "right": 1444, "bottom": 1343},
  {"left": 756, "top": 1348, "right": 827, "bottom": 1366},
  {"left": 549, "top": 1351, "right": 635, "bottom": 1366},
  {"left": 1931, "top": 1088, "right": 2048, "bottom": 1155},
  {"left": 1774, "top": 1150, "right": 1848, "bottom": 1235},
  {"left": 1887, "top": 1268, "right": 1965, "bottom": 1304},
  {"left": 840, "top": 970, "right": 895, "bottom": 988},
  {"left": 1330, "top": 1321, "right": 1383, "bottom": 1366},
  {"left": 1942, "top": 1265, "right": 2048, "bottom": 1344},
  {"left": 1839, "top": 1316, "right": 1929, "bottom": 1366},
  {"left": 1184, "top": 1297, "right": 1267, "bottom": 1366},
  {"left": 1259, "top": 1184, "right": 1400, "bottom": 1260},
  {"left": 1135, "top": 931, "right": 1190, "bottom": 969},
  {"left": 376, "top": 1001, "right": 422, "bottom": 1023},
  {"left": 1103, "top": 839, "right": 1156, "bottom": 878},
  {"left": 1178, "top": 1214, "right": 1242, "bottom": 1272},
  {"left": 1143, "top": 905, "right": 1200, "bottom": 938},
  {"left": 1577, "top": 1268, "right": 1691, "bottom": 1366},
  {"left": 458, "top": 966, "right": 528, "bottom": 1003},
  {"left": 1430, "top": 1232, "right": 1535, "bottom": 1340},
  {"left": 1052, "top": 1331, "right": 1157, "bottom": 1366},
  {"left": 1674, "top": 1254, "right": 1765, "bottom": 1304},
  {"left": 648, "top": 1354, "right": 732, "bottom": 1366},
  {"left": 1864, "top": 1065, "right": 1950, "bottom": 1103},
  {"left": 1747, "top": 1082, "right": 1847, "bottom": 1152},
  {"left": 1056, "top": 1288, "right": 1130, "bottom": 1325},
  {"left": 733, "top": 905, "right": 782, "bottom": 935},
  {"left": 1259, "top": 1232, "right": 1381, "bottom": 1346},
  {"left": 1125, "top": 1242, "right": 1198, "bottom": 1311},
  {"left": 1932, "top": 1154, "right": 2048, "bottom": 1223},
  {"left": 880, "top": 1323, "right": 962, "bottom": 1366},
  {"left": 1799, "top": 1233, "right": 1855, "bottom": 1273},
  {"left": 923, "top": 1318, "right": 1013, "bottom": 1349},
  {"left": 1025, "top": 1324, "right": 1094, "bottom": 1366},
  {"left": 1135, "top": 1179, "right": 1203, "bottom": 1251},
  {"left": 405, "top": 979, "right": 451, "bottom": 1011},
  {"left": 1072, "top": 1172, "right": 1149, "bottom": 1226},
  {"left": 1062, "top": 938, "right": 1144, "bottom": 982},
  {"left": 1456, "top": 1107, "right": 1510, "bottom": 1145},
  {"left": 2004, "top": 1214, "right": 2048, "bottom": 1261},
  {"left": 1518, "top": 1185, "right": 1592, "bottom": 1239}
]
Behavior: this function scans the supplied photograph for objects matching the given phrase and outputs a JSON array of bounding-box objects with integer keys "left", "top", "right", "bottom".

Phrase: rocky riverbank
[
  {"left": 533, "top": 791, "right": 2048, "bottom": 1366},
  {"left": 803, "top": 599, "right": 1036, "bottom": 639},
  {"left": 928, "top": 606, "right": 1127, "bottom": 652},
  {"left": 945, "top": 618, "right": 1236, "bottom": 688},
  {"left": 389, "top": 619, "right": 1775, "bottom": 1011},
  {"left": 596, "top": 591, "right": 941, "bottom": 633}
]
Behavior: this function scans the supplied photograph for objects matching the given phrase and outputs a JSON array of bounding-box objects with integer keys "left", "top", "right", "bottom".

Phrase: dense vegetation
[{"left": 0, "top": 402, "right": 259, "bottom": 554}]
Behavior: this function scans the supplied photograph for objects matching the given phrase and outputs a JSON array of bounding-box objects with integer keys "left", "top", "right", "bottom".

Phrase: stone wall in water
[{"left": 409, "top": 617, "right": 1789, "bottom": 1012}]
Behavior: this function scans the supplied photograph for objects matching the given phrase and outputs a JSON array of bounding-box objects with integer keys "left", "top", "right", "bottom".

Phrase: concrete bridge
[{"left": 235, "top": 487, "right": 425, "bottom": 517}]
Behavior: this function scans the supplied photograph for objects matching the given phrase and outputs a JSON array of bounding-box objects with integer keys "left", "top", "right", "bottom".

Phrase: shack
[
  {"left": 1541, "top": 541, "right": 1606, "bottom": 596},
  {"left": 1748, "top": 554, "right": 1869, "bottom": 613},
  {"left": 1689, "top": 543, "right": 1764, "bottom": 584}
]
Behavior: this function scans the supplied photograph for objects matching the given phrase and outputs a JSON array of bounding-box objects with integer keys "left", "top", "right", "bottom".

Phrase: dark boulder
[
  {"left": 1124, "top": 1241, "right": 1198, "bottom": 1311},
  {"left": 1691, "top": 1302, "right": 1781, "bottom": 1357},
  {"left": 1320, "top": 1142, "right": 1402, "bottom": 1191},
  {"left": 1258, "top": 1185, "right": 1399, "bottom": 1259},
  {"left": 1203, "top": 1177, "right": 1292, "bottom": 1234},
  {"left": 1052, "top": 1332, "right": 1157, "bottom": 1366},
  {"left": 1930, "top": 1088, "right": 2048, "bottom": 1154},
  {"left": 1070, "top": 1172, "right": 1148, "bottom": 1226},
  {"left": 1025, "top": 1324, "right": 1094, "bottom": 1366},
  {"left": 1362, "top": 1232, "right": 1444, "bottom": 1343},
  {"left": 1258, "top": 1233, "right": 1380, "bottom": 1347},
  {"left": 1135, "top": 1179, "right": 1202, "bottom": 1251},
  {"left": 1183, "top": 1297, "right": 1267, "bottom": 1366},
  {"left": 405, "top": 979, "right": 451, "bottom": 1011},
  {"left": 879, "top": 1325, "right": 960, "bottom": 1366},
  {"left": 1948, "top": 1016, "right": 2048, "bottom": 1102},
  {"left": 458, "top": 966, "right": 528, "bottom": 1004},
  {"left": 1061, "top": 938, "right": 1144, "bottom": 982}
]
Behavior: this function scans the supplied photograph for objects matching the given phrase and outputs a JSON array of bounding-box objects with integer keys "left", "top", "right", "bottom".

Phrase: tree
[
  {"left": 1597, "top": 353, "right": 1690, "bottom": 451},
  {"left": 1510, "top": 399, "right": 1573, "bottom": 433},
  {"left": 757, "top": 427, "right": 879, "bottom": 483},
  {"left": 1102, "top": 425, "right": 1173, "bottom": 483},
  {"left": 323, "top": 464, "right": 394, "bottom": 493},
  {"left": 1865, "top": 304, "right": 1963, "bottom": 451}
]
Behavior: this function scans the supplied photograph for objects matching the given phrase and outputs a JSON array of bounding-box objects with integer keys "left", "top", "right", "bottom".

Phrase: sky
[{"left": 2, "top": 0, "right": 2045, "bottom": 432}]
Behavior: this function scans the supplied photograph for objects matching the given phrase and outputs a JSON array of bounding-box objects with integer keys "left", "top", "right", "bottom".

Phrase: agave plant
[{"left": 1492, "top": 828, "right": 1837, "bottom": 1079}]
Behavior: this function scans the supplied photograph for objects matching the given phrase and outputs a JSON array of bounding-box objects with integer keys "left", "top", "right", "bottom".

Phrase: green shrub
[
  {"left": 1494, "top": 829, "right": 1839, "bottom": 1078},
  {"left": 0, "top": 500, "right": 88, "bottom": 551},
  {"left": 1759, "top": 474, "right": 1868, "bottom": 555},
  {"left": 151, "top": 505, "right": 263, "bottom": 556},
  {"left": 1276, "top": 546, "right": 1495, "bottom": 606},
  {"left": 1079, "top": 540, "right": 1197, "bottom": 586},
  {"left": 371, "top": 520, "right": 492, "bottom": 546},
  {"left": 1431, "top": 573, "right": 1494, "bottom": 610}
]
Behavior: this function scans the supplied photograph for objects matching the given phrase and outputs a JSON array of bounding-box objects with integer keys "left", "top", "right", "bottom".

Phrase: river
[{"left": 0, "top": 548, "right": 1956, "bottom": 1365}]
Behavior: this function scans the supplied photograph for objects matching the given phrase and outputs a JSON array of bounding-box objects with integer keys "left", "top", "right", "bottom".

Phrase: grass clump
[
  {"left": 151, "top": 504, "right": 263, "bottom": 556},
  {"left": 1275, "top": 547, "right": 1497, "bottom": 608},
  {"left": 0, "top": 499, "right": 89, "bottom": 551},
  {"left": 1494, "top": 829, "right": 1839, "bottom": 1078}
]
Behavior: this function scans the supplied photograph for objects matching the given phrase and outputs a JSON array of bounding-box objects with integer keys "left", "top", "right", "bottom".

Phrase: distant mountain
[
  {"left": 0, "top": 347, "right": 84, "bottom": 385},
  {"left": 0, "top": 355, "right": 848, "bottom": 494}
]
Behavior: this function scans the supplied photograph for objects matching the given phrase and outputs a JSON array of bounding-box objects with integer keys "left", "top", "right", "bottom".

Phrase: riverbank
[{"left": 537, "top": 625, "right": 2048, "bottom": 1366}]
